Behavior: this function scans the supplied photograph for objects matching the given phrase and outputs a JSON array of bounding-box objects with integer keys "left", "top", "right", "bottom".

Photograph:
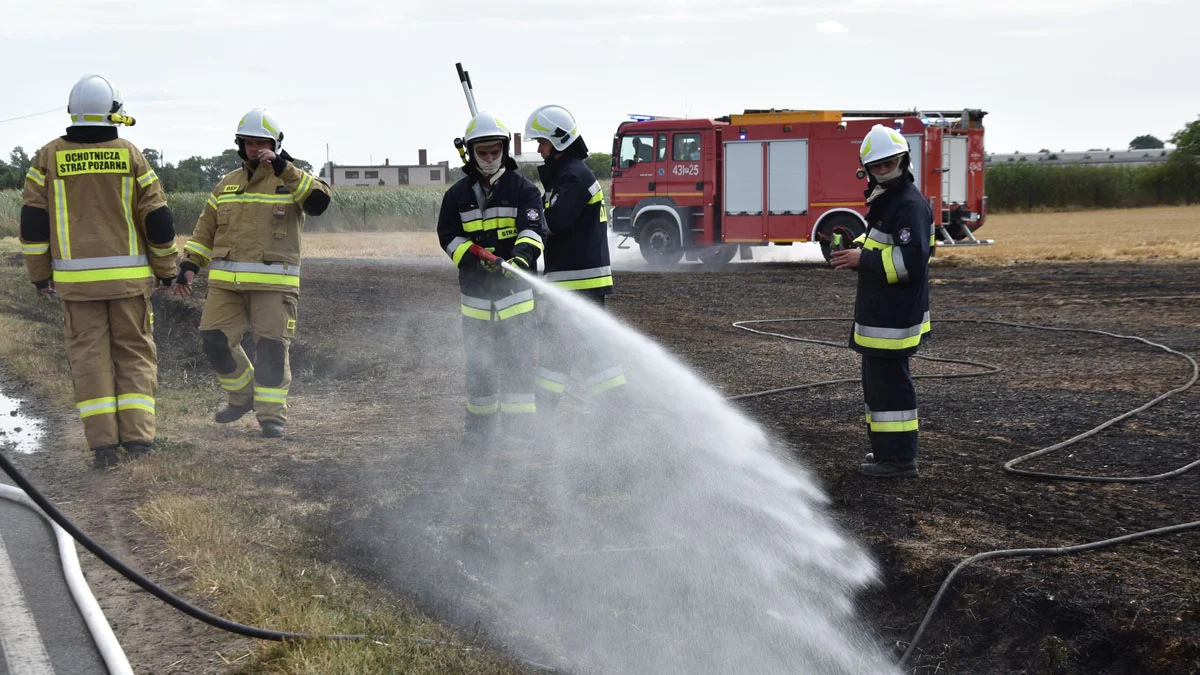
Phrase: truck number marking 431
[{"left": 672, "top": 164, "right": 700, "bottom": 176}]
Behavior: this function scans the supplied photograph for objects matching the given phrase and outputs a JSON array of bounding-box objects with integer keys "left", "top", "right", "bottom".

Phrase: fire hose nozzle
[{"left": 468, "top": 244, "right": 523, "bottom": 276}]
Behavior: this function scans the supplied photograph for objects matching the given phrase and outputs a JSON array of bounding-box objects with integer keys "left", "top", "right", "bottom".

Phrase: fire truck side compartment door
[
  {"left": 942, "top": 135, "right": 969, "bottom": 205},
  {"left": 904, "top": 134, "right": 923, "bottom": 191},
  {"left": 767, "top": 140, "right": 808, "bottom": 215},
  {"left": 723, "top": 142, "right": 764, "bottom": 216}
]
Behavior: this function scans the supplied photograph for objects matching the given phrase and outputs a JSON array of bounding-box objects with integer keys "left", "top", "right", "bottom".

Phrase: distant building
[
  {"left": 511, "top": 133, "right": 544, "bottom": 166},
  {"left": 322, "top": 149, "right": 450, "bottom": 187},
  {"left": 985, "top": 149, "right": 1173, "bottom": 168}
]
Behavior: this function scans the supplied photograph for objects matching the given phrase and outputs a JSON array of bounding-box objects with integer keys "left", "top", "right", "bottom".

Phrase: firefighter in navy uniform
[
  {"left": 830, "top": 124, "right": 934, "bottom": 478},
  {"left": 524, "top": 105, "right": 626, "bottom": 413},
  {"left": 20, "top": 74, "right": 179, "bottom": 468},
  {"left": 438, "top": 112, "right": 547, "bottom": 439},
  {"left": 174, "top": 108, "right": 331, "bottom": 438}
]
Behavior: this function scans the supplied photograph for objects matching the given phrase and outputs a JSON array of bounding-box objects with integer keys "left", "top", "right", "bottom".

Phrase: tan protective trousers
[
  {"left": 198, "top": 287, "right": 297, "bottom": 425},
  {"left": 62, "top": 294, "right": 157, "bottom": 449}
]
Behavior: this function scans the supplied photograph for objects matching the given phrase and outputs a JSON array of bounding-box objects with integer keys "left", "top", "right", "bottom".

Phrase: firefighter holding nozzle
[
  {"left": 830, "top": 124, "right": 934, "bottom": 479},
  {"left": 438, "top": 113, "right": 547, "bottom": 442}
]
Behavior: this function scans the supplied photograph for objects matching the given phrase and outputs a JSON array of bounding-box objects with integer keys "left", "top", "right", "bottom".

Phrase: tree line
[{"left": 987, "top": 117, "right": 1200, "bottom": 211}]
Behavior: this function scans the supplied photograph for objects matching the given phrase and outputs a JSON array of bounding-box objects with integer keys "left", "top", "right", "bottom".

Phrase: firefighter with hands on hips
[
  {"left": 830, "top": 124, "right": 934, "bottom": 478},
  {"left": 438, "top": 112, "right": 547, "bottom": 441},
  {"left": 524, "top": 105, "right": 627, "bottom": 415},
  {"left": 19, "top": 74, "right": 178, "bottom": 468},
  {"left": 174, "top": 108, "right": 330, "bottom": 439}
]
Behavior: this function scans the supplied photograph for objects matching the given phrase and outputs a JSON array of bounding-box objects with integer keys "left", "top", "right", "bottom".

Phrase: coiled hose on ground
[{"left": 731, "top": 317, "right": 1200, "bottom": 670}]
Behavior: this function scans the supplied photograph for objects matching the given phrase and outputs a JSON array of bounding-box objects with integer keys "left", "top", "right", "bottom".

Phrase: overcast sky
[{"left": 1, "top": 0, "right": 1193, "bottom": 170}]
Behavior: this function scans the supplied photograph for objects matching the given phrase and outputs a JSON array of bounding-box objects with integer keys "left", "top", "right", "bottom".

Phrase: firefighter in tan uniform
[
  {"left": 174, "top": 109, "right": 331, "bottom": 438},
  {"left": 20, "top": 74, "right": 179, "bottom": 468}
]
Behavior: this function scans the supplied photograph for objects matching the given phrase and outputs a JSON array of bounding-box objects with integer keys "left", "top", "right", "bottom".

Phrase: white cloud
[{"left": 815, "top": 20, "right": 848, "bottom": 33}]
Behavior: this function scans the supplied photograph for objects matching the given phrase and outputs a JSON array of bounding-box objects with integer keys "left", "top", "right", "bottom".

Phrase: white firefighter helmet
[
  {"left": 525, "top": 105, "right": 580, "bottom": 152},
  {"left": 859, "top": 124, "right": 909, "bottom": 167},
  {"left": 68, "top": 74, "right": 133, "bottom": 127},
  {"left": 236, "top": 108, "right": 283, "bottom": 150},
  {"left": 463, "top": 112, "right": 510, "bottom": 145}
]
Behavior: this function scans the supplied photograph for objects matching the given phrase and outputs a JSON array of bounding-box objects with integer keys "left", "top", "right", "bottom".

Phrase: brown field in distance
[
  {"left": 936, "top": 204, "right": 1200, "bottom": 263},
  {"left": 292, "top": 205, "right": 1200, "bottom": 262}
]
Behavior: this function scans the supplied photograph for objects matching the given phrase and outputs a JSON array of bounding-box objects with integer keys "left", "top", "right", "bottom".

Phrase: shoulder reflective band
[
  {"left": 55, "top": 148, "right": 131, "bottom": 177},
  {"left": 25, "top": 166, "right": 46, "bottom": 187},
  {"left": 136, "top": 169, "right": 159, "bottom": 188}
]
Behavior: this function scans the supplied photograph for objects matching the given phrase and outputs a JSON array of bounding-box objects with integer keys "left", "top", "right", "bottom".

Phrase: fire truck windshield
[{"left": 618, "top": 134, "right": 655, "bottom": 169}]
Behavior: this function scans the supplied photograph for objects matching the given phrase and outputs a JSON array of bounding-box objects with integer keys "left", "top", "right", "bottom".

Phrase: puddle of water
[{"left": 0, "top": 390, "right": 44, "bottom": 454}]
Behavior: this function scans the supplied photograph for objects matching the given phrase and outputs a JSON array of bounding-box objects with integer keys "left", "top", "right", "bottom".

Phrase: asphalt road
[{"left": 0, "top": 474, "right": 109, "bottom": 675}]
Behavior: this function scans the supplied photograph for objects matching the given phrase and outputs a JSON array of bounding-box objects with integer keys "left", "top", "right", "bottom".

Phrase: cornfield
[
  {"left": 0, "top": 186, "right": 451, "bottom": 237},
  {"left": 0, "top": 190, "right": 19, "bottom": 238}
]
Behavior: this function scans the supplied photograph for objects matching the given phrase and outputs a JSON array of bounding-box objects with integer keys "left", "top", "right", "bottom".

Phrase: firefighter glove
[
  {"left": 177, "top": 260, "right": 200, "bottom": 285},
  {"left": 477, "top": 247, "right": 501, "bottom": 273},
  {"left": 503, "top": 256, "right": 530, "bottom": 278}
]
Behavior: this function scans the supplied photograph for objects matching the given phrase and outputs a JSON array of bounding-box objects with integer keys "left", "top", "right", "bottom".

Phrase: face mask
[
  {"left": 867, "top": 153, "right": 906, "bottom": 186},
  {"left": 476, "top": 155, "right": 502, "bottom": 176}
]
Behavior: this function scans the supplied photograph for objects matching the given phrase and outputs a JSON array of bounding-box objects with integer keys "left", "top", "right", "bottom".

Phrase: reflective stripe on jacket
[{"left": 20, "top": 137, "right": 171, "bottom": 300}]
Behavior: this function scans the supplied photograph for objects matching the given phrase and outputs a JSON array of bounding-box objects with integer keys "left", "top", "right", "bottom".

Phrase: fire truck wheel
[
  {"left": 638, "top": 218, "right": 684, "bottom": 268},
  {"left": 697, "top": 244, "right": 738, "bottom": 268},
  {"left": 817, "top": 215, "right": 866, "bottom": 263}
]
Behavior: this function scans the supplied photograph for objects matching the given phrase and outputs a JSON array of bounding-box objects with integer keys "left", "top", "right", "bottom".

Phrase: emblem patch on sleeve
[
  {"left": 526, "top": 208, "right": 540, "bottom": 221},
  {"left": 897, "top": 227, "right": 912, "bottom": 244}
]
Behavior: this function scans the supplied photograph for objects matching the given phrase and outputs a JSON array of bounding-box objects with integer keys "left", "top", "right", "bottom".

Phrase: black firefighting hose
[
  {"left": 0, "top": 449, "right": 371, "bottom": 644},
  {"left": 731, "top": 317, "right": 1200, "bottom": 671},
  {"left": 0, "top": 448, "right": 564, "bottom": 670}
]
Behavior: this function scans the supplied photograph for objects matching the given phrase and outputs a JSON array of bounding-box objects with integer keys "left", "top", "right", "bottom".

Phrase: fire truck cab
[{"left": 609, "top": 109, "right": 988, "bottom": 266}]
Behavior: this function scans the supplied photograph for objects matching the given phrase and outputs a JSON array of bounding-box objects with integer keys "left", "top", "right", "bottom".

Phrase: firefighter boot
[
  {"left": 92, "top": 444, "right": 120, "bottom": 469},
  {"left": 859, "top": 458, "right": 918, "bottom": 478},
  {"left": 462, "top": 411, "right": 498, "bottom": 449},
  {"left": 261, "top": 421, "right": 284, "bottom": 438},
  {"left": 123, "top": 442, "right": 155, "bottom": 462},
  {"left": 215, "top": 404, "right": 253, "bottom": 424}
]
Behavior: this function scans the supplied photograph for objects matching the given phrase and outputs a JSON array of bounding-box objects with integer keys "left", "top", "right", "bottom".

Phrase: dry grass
[
  {"left": 302, "top": 232, "right": 442, "bottom": 259},
  {"left": 937, "top": 205, "right": 1200, "bottom": 264},
  {"left": 0, "top": 253, "right": 524, "bottom": 674}
]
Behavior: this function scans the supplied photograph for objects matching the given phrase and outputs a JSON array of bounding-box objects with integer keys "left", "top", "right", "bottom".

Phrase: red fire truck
[{"left": 608, "top": 108, "right": 990, "bottom": 266}]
